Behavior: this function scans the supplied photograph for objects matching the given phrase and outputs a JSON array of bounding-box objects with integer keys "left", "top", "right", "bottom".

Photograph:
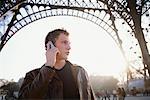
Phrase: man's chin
[
  {"left": 64, "top": 57, "right": 68, "bottom": 60},
  {"left": 64, "top": 56, "right": 68, "bottom": 60}
]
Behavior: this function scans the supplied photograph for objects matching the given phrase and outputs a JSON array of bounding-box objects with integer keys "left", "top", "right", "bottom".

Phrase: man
[{"left": 18, "top": 29, "right": 96, "bottom": 99}]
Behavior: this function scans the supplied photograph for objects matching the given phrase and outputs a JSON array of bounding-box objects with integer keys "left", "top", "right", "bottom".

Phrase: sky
[{"left": 0, "top": 16, "right": 127, "bottom": 82}]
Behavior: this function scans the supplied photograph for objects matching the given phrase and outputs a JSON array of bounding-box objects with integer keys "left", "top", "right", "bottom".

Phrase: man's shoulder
[
  {"left": 26, "top": 67, "right": 41, "bottom": 77},
  {"left": 67, "top": 60, "right": 83, "bottom": 70},
  {"left": 27, "top": 68, "right": 40, "bottom": 73},
  {"left": 72, "top": 64, "right": 87, "bottom": 73},
  {"left": 72, "top": 64, "right": 83, "bottom": 69}
]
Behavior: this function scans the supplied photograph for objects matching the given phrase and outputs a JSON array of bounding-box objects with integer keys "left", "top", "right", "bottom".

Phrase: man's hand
[{"left": 45, "top": 41, "right": 59, "bottom": 67}]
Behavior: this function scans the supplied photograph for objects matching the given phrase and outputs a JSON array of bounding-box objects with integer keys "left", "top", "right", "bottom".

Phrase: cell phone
[{"left": 49, "top": 41, "right": 55, "bottom": 49}]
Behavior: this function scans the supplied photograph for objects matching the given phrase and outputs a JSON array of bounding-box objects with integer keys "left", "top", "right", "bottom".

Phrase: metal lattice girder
[
  {"left": 0, "top": 0, "right": 125, "bottom": 51},
  {"left": 1, "top": 0, "right": 149, "bottom": 50},
  {"left": 0, "top": 0, "right": 26, "bottom": 18}
]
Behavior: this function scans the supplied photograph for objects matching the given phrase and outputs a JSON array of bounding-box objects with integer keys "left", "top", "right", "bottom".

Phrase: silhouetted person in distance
[
  {"left": 116, "top": 87, "right": 123, "bottom": 100},
  {"left": 121, "top": 88, "right": 126, "bottom": 100},
  {"left": 18, "top": 29, "right": 96, "bottom": 100},
  {"left": 132, "top": 87, "right": 137, "bottom": 96}
]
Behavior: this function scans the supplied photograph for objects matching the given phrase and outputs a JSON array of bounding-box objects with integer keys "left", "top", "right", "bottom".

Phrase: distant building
[{"left": 128, "top": 78, "right": 144, "bottom": 89}]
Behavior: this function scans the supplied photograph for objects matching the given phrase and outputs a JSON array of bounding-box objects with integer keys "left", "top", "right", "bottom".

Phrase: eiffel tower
[{"left": 0, "top": 0, "right": 150, "bottom": 88}]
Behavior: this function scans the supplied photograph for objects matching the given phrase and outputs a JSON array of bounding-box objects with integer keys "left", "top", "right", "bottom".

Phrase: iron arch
[
  {"left": 0, "top": 1, "right": 122, "bottom": 51},
  {"left": 0, "top": 0, "right": 144, "bottom": 76},
  {"left": 0, "top": 0, "right": 150, "bottom": 80},
  {"left": 12, "top": 9, "right": 119, "bottom": 43}
]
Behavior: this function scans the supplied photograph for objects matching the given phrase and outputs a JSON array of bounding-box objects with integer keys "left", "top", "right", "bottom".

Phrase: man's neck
[{"left": 54, "top": 60, "right": 66, "bottom": 70}]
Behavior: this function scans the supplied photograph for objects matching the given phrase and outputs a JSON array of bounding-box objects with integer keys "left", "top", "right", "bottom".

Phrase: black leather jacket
[{"left": 18, "top": 61, "right": 96, "bottom": 100}]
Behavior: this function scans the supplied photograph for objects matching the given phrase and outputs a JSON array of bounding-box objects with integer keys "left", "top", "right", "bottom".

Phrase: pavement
[
  {"left": 96, "top": 95, "right": 150, "bottom": 100},
  {"left": 1, "top": 95, "right": 150, "bottom": 100},
  {"left": 125, "top": 96, "right": 150, "bottom": 100}
]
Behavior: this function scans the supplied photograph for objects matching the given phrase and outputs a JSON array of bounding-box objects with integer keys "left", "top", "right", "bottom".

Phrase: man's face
[{"left": 55, "top": 33, "right": 71, "bottom": 60}]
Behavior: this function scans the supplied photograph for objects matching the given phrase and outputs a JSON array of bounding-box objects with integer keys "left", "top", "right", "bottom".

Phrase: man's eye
[
  {"left": 62, "top": 41, "right": 67, "bottom": 44},
  {"left": 64, "top": 41, "right": 68, "bottom": 44}
]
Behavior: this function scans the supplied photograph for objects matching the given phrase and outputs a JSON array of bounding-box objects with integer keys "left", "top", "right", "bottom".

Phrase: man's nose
[{"left": 67, "top": 44, "right": 71, "bottom": 50}]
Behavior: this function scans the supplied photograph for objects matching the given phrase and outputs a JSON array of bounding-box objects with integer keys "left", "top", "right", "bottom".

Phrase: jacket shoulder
[
  {"left": 26, "top": 68, "right": 40, "bottom": 74},
  {"left": 73, "top": 64, "right": 82, "bottom": 68},
  {"left": 73, "top": 64, "right": 85, "bottom": 70},
  {"left": 25, "top": 68, "right": 41, "bottom": 78}
]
